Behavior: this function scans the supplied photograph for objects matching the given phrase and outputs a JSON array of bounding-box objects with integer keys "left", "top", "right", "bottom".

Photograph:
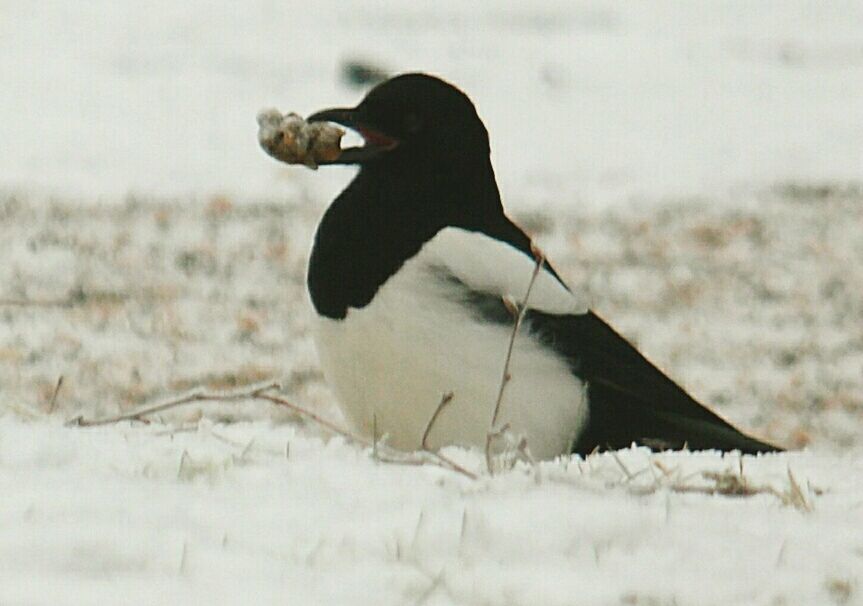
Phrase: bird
[{"left": 300, "top": 72, "right": 781, "bottom": 460}]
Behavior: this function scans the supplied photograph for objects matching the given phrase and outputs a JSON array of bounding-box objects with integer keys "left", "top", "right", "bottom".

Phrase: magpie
[{"left": 302, "top": 73, "right": 781, "bottom": 459}]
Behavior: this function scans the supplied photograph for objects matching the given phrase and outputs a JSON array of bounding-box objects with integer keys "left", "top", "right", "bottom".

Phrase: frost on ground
[
  {"left": 2, "top": 419, "right": 861, "bottom": 606},
  {"left": 2, "top": 1, "right": 862, "bottom": 603},
  {"left": 1, "top": 188, "right": 862, "bottom": 605}
]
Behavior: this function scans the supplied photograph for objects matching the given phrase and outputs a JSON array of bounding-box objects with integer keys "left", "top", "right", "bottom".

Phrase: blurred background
[
  {"left": 1, "top": 1, "right": 862, "bottom": 449},
  {"left": 2, "top": 1, "right": 861, "bottom": 204}
]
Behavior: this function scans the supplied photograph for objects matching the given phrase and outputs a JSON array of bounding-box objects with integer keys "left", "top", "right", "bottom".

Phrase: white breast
[{"left": 312, "top": 227, "right": 589, "bottom": 460}]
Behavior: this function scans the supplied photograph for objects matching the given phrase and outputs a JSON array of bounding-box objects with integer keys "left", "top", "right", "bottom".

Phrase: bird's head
[{"left": 308, "top": 73, "right": 490, "bottom": 170}]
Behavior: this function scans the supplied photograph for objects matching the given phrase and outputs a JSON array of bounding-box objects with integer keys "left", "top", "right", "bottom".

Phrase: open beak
[{"left": 307, "top": 107, "right": 399, "bottom": 164}]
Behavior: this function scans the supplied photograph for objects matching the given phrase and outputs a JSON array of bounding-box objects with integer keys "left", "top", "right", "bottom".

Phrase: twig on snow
[
  {"left": 419, "top": 392, "right": 477, "bottom": 480},
  {"left": 256, "top": 390, "right": 369, "bottom": 447},
  {"left": 67, "top": 381, "right": 283, "bottom": 428},
  {"left": 68, "top": 380, "right": 478, "bottom": 480},
  {"left": 629, "top": 459, "right": 814, "bottom": 512}
]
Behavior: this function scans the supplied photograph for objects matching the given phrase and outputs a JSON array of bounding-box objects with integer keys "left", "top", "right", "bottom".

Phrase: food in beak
[{"left": 257, "top": 109, "right": 345, "bottom": 169}]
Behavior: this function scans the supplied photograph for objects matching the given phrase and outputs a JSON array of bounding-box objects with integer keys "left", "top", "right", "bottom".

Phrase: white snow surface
[
  {"left": 2, "top": 2, "right": 863, "bottom": 605},
  {"left": 2, "top": 418, "right": 862, "bottom": 606},
  {"left": 2, "top": 191, "right": 862, "bottom": 606},
  {"left": 1, "top": 1, "right": 862, "bottom": 207}
]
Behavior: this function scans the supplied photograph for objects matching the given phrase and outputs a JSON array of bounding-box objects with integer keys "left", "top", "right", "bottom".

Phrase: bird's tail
[
  {"left": 649, "top": 408, "right": 783, "bottom": 454},
  {"left": 572, "top": 383, "right": 783, "bottom": 455}
]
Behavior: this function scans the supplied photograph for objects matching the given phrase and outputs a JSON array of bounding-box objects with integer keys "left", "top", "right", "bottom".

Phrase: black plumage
[{"left": 304, "top": 72, "right": 780, "bottom": 455}]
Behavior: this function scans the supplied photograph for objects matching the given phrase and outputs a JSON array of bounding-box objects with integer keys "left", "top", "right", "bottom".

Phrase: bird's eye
[{"left": 404, "top": 113, "right": 422, "bottom": 134}]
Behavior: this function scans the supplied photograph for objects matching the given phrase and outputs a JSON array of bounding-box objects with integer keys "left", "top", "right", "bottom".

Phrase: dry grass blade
[
  {"left": 488, "top": 251, "right": 544, "bottom": 431},
  {"left": 784, "top": 467, "right": 812, "bottom": 512},
  {"left": 486, "top": 249, "right": 544, "bottom": 474},
  {"left": 695, "top": 470, "right": 754, "bottom": 496},
  {"left": 68, "top": 381, "right": 283, "bottom": 428},
  {"left": 421, "top": 391, "right": 454, "bottom": 450},
  {"left": 627, "top": 461, "right": 815, "bottom": 512},
  {"left": 610, "top": 450, "right": 635, "bottom": 482},
  {"left": 69, "top": 379, "right": 478, "bottom": 480},
  {"left": 256, "top": 391, "right": 369, "bottom": 446},
  {"left": 420, "top": 392, "right": 478, "bottom": 480},
  {"left": 484, "top": 423, "right": 511, "bottom": 475}
]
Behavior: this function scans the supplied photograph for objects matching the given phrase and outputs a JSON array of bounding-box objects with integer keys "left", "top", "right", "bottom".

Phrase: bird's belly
[{"left": 311, "top": 270, "right": 588, "bottom": 460}]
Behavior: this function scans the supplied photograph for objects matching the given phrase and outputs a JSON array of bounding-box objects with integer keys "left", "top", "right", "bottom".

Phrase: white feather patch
[
  {"left": 421, "top": 227, "right": 588, "bottom": 315},
  {"left": 312, "top": 227, "right": 590, "bottom": 460}
]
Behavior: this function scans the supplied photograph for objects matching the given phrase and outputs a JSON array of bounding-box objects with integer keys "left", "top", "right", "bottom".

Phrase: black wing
[
  {"left": 526, "top": 310, "right": 781, "bottom": 455},
  {"left": 467, "top": 214, "right": 780, "bottom": 454}
]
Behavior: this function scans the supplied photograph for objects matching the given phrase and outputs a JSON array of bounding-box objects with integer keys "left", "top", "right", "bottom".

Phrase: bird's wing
[
  {"left": 424, "top": 223, "right": 779, "bottom": 454},
  {"left": 419, "top": 225, "right": 588, "bottom": 315},
  {"left": 527, "top": 310, "right": 781, "bottom": 454}
]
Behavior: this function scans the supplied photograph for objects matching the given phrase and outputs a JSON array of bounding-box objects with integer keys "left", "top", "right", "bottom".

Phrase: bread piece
[{"left": 257, "top": 110, "right": 345, "bottom": 169}]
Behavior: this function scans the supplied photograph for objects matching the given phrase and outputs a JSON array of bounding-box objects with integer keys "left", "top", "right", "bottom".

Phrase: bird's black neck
[{"left": 307, "top": 158, "right": 508, "bottom": 319}]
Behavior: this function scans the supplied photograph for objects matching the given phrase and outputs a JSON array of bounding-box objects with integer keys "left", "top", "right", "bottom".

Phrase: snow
[
  {"left": 2, "top": 418, "right": 862, "bottom": 606},
  {"left": 2, "top": 1, "right": 861, "bottom": 207},
  {"left": 2, "top": 2, "right": 863, "bottom": 605},
  {"left": 2, "top": 190, "right": 861, "bottom": 606}
]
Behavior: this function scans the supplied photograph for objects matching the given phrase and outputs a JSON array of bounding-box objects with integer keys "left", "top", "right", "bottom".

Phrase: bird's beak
[
  {"left": 307, "top": 107, "right": 399, "bottom": 165},
  {"left": 306, "top": 108, "right": 356, "bottom": 128}
]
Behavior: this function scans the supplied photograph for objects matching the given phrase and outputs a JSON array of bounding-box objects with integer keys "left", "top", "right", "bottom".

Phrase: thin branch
[
  {"left": 484, "top": 422, "right": 510, "bottom": 475},
  {"left": 427, "top": 454, "right": 477, "bottom": 480},
  {"left": 420, "top": 392, "right": 478, "bottom": 480},
  {"left": 485, "top": 249, "right": 544, "bottom": 474},
  {"left": 421, "top": 392, "right": 454, "bottom": 450},
  {"left": 256, "top": 391, "right": 369, "bottom": 447},
  {"left": 68, "top": 381, "right": 282, "bottom": 427},
  {"left": 69, "top": 380, "right": 477, "bottom": 480},
  {"left": 489, "top": 253, "right": 543, "bottom": 429}
]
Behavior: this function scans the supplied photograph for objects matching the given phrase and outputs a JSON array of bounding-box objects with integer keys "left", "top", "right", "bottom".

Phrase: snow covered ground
[
  {"left": 2, "top": 189, "right": 861, "bottom": 606},
  {"left": 2, "top": 417, "right": 861, "bottom": 606},
  {"left": 2, "top": 2, "right": 862, "bottom": 605}
]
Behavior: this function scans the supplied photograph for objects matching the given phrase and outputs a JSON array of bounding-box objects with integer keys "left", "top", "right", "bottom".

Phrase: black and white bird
[{"left": 302, "top": 73, "right": 780, "bottom": 459}]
